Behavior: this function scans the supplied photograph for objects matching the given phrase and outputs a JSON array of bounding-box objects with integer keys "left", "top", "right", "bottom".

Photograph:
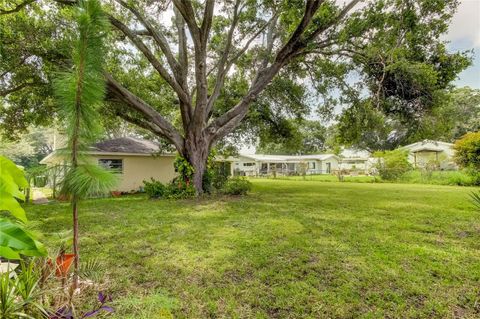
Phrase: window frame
[{"left": 98, "top": 158, "right": 124, "bottom": 174}]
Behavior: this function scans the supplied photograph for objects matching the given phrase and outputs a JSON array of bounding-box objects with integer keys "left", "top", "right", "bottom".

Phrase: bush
[
  {"left": 164, "top": 178, "right": 196, "bottom": 199},
  {"left": 143, "top": 178, "right": 196, "bottom": 199},
  {"left": 143, "top": 178, "right": 166, "bottom": 198},
  {"left": 222, "top": 177, "right": 252, "bottom": 195},
  {"left": 454, "top": 132, "right": 480, "bottom": 170},
  {"left": 374, "top": 149, "right": 412, "bottom": 180},
  {"left": 203, "top": 161, "right": 231, "bottom": 193}
]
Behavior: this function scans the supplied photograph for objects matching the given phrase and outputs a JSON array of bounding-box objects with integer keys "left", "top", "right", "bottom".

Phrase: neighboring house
[
  {"left": 231, "top": 153, "right": 340, "bottom": 176},
  {"left": 339, "top": 157, "right": 375, "bottom": 173},
  {"left": 399, "top": 140, "right": 456, "bottom": 170},
  {"left": 338, "top": 149, "right": 374, "bottom": 173},
  {"left": 40, "top": 137, "right": 177, "bottom": 192}
]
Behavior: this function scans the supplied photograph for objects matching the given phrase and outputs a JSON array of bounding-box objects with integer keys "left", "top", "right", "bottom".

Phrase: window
[
  {"left": 99, "top": 159, "right": 123, "bottom": 173},
  {"left": 308, "top": 161, "right": 316, "bottom": 169},
  {"left": 243, "top": 162, "right": 255, "bottom": 167}
]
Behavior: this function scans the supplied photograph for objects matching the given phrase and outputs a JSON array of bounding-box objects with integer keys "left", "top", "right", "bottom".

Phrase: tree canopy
[
  {"left": 0, "top": 0, "right": 471, "bottom": 192},
  {"left": 336, "top": 86, "right": 480, "bottom": 151}
]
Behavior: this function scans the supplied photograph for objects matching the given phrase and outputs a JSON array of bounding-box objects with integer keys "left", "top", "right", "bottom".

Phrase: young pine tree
[{"left": 54, "top": 0, "right": 116, "bottom": 288}]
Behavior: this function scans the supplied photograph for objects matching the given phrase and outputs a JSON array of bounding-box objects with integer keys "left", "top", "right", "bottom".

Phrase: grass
[
  {"left": 28, "top": 179, "right": 480, "bottom": 318},
  {"left": 277, "top": 169, "right": 477, "bottom": 186},
  {"left": 398, "top": 170, "right": 476, "bottom": 186},
  {"left": 275, "top": 174, "right": 377, "bottom": 183}
]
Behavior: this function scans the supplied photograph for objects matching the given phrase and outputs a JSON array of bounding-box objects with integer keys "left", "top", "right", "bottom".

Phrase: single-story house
[
  {"left": 231, "top": 153, "right": 340, "bottom": 176},
  {"left": 40, "top": 137, "right": 177, "bottom": 192},
  {"left": 399, "top": 140, "right": 456, "bottom": 170}
]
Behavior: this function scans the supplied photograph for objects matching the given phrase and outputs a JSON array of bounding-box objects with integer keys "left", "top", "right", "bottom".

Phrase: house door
[{"left": 325, "top": 162, "right": 331, "bottom": 174}]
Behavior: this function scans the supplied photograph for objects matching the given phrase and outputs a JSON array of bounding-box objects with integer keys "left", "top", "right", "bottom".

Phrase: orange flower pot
[{"left": 49, "top": 254, "right": 75, "bottom": 277}]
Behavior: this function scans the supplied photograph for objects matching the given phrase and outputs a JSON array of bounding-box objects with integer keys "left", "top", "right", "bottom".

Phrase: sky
[{"left": 446, "top": 0, "right": 480, "bottom": 88}]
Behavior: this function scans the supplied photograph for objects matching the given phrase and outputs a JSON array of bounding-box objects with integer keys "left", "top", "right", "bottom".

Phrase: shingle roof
[{"left": 91, "top": 137, "right": 161, "bottom": 154}]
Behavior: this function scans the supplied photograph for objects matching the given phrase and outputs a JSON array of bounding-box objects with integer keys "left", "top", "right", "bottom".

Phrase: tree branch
[
  {"left": 0, "top": 81, "right": 39, "bottom": 97},
  {"left": 114, "top": 0, "right": 182, "bottom": 83},
  {"left": 172, "top": 0, "right": 201, "bottom": 49},
  {"left": 201, "top": 0, "right": 215, "bottom": 47},
  {"left": 108, "top": 15, "right": 191, "bottom": 112},
  {"left": 205, "top": 0, "right": 242, "bottom": 118},
  {"left": 0, "top": 0, "right": 35, "bottom": 15},
  {"left": 104, "top": 72, "right": 185, "bottom": 151},
  {"left": 305, "top": 0, "right": 361, "bottom": 43},
  {"left": 207, "top": 0, "right": 326, "bottom": 142},
  {"left": 174, "top": 7, "right": 189, "bottom": 88}
]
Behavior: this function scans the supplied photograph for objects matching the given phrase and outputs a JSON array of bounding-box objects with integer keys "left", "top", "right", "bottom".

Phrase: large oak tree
[{"left": 1, "top": 0, "right": 470, "bottom": 193}]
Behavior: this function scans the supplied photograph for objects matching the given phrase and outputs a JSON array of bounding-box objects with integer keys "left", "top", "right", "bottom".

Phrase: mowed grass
[{"left": 28, "top": 180, "right": 480, "bottom": 318}]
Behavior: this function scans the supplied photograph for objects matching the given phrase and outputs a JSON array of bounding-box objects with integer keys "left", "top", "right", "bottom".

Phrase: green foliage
[
  {"left": 143, "top": 178, "right": 166, "bottom": 199},
  {"left": 470, "top": 192, "right": 480, "bottom": 211},
  {"left": 0, "top": 219, "right": 46, "bottom": 259},
  {"left": 0, "top": 2, "right": 69, "bottom": 138},
  {"left": 447, "top": 87, "right": 480, "bottom": 139},
  {"left": 79, "top": 257, "right": 103, "bottom": 282},
  {"left": 257, "top": 120, "right": 327, "bottom": 155},
  {"left": 204, "top": 162, "right": 231, "bottom": 193},
  {"left": 454, "top": 132, "right": 480, "bottom": 171},
  {"left": 174, "top": 155, "right": 194, "bottom": 182},
  {"left": 0, "top": 127, "right": 55, "bottom": 168},
  {"left": 0, "top": 155, "right": 29, "bottom": 222},
  {"left": 202, "top": 151, "right": 230, "bottom": 193},
  {"left": 143, "top": 178, "right": 195, "bottom": 200},
  {"left": 399, "top": 169, "right": 476, "bottom": 186},
  {"left": 0, "top": 155, "right": 46, "bottom": 259},
  {"left": 374, "top": 149, "right": 412, "bottom": 180},
  {"left": 54, "top": 0, "right": 116, "bottom": 200},
  {"left": 222, "top": 177, "right": 252, "bottom": 195},
  {"left": 164, "top": 179, "right": 196, "bottom": 199},
  {"left": 61, "top": 163, "right": 118, "bottom": 199}
]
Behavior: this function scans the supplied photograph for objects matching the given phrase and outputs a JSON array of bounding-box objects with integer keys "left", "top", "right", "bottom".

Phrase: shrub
[
  {"left": 143, "top": 178, "right": 166, "bottom": 198},
  {"left": 203, "top": 161, "right": 230, "bottom": 193},
  {"left": 164, "top": 178, "right": 196, "bottom": 199},
  {"left": 223, "top": 177, "right": 252, "bottom": 195},
  {"left": 454, "top": 132, "right": 480, "bottom": 170},
  {"left": 374, "top": 149, "right": 412, "bottom": 180},
  {"left": 143, "top": 178, "right": 196, "bottom": 199}
]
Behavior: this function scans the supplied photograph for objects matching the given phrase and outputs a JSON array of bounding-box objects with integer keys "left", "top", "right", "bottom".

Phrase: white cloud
[{"left": 446, "top": 0, "right": 480, "bottom": 47}]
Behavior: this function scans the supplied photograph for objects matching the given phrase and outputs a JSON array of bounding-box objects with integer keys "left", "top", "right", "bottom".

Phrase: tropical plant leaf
[
  {"left": 0, "top": 246, "right": 21, "bottom": 260},
  {"left": 0, "top": 197, "right": 27, "bottom": 223},
  {"left": 0, "top": 156, "right": 28, "bottom": 222},
  {"left": 0, "top": 156, "right": 28, "bottom": 188},
  {"left": 0, "top": 219, "right": 46, "bottom": 260}
]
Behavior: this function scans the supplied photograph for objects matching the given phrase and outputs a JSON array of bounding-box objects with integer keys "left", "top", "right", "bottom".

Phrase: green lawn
[{"left": 28, "top": 180, "right": 480, "bottom": 318}]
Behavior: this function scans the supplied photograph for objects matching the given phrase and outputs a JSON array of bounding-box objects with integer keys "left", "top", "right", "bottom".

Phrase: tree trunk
[
  {"left": 72, "top": 198, "right": 79, "bottom": 289},
  {"left": 184, "top": 136, "right": 209, "bottom": 195}
]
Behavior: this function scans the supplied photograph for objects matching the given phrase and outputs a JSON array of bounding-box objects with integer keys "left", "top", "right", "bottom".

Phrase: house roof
[
  {"left": 238, "top": 153, "right": 340, "bottom": 163},
  {"left": 40, "top": 137, "right": 174, "bottom": 164},
  {"left": 91, "top": 137, "right": 161, "bottom": 154},
  {"left": 400, "top": 140, "right": 454, "bottom": 153}
]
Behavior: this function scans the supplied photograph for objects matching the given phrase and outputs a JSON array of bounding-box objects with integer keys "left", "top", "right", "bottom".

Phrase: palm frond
[
  {"left": 470, "top": 191, "right": 480, "bottom": 210},
  {"left": 61, "top": 164, "right": 118, "bottom": 199}
]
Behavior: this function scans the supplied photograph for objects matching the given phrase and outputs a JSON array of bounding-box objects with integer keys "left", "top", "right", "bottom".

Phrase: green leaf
[
  {"left": 0, "top": 155, "right": 28, "bottom": 222},
  {"left": 0, "top": 218, "right": 46, "bottom": 259},
  {"left": 0, "top": 246, "right": 21, "bottom": 260},
  {"left": 0, "top": 156, "right": 28, "bottom": 188},
  {"left": 0, "top": 197, "right": 27, "bottom": 223}
]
